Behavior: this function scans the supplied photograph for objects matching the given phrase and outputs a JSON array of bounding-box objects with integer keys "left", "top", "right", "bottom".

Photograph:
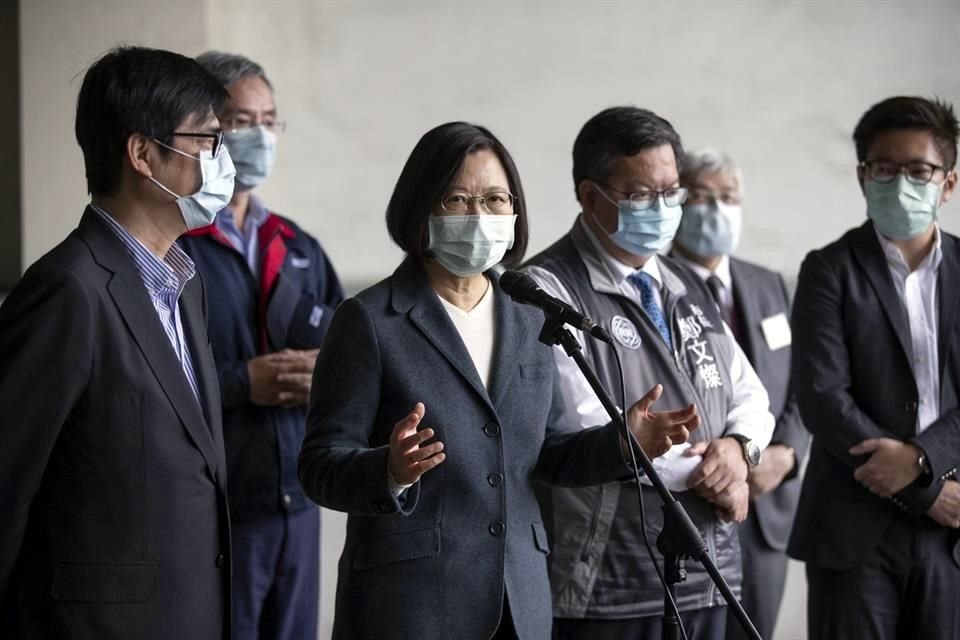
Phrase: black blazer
[
  {"left": 298, "top": 257, "right": 625, "bottom": 640},
  {"left": 729, "top": 257, "right": 809, "bottom": 551},
  {"left": 0, "top": 208, "right": 231, "bottom": 639},
  {"left": 788, "top": 221, "right": 960, "bottom": 569}
]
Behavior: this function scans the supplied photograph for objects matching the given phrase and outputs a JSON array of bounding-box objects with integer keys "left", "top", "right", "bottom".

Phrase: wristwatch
[{"left": 727, "top": 434, "right": 762, "bottom": 468}]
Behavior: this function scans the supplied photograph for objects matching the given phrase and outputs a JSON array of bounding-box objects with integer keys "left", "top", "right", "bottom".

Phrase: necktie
[
  {"left": 707, "top": 274, "right": 743, "bottom": 344},
  {"left": 628, "top": 271, "right": 672, "bottom": 347}
]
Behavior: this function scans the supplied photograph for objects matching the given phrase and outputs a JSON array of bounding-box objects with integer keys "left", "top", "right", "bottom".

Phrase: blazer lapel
[
  {"left": 486, "top": 273, "right": 528, "bottom": 410},
  {"left": 937, "top": 232, "right": 960, "bottom": 379},
  {"left": 851, "top": 222, "right": 915, "bottom": 372},
  {"left": 392, "top": 257, "right": 492, "bottom": 410},
  {"left": 179, "top": 279, "right": 227, "bottom": 482},
  {"left": 728, "top": 259, "right": 759, "bottom": 361},
  {"left": 79, "top": 210, "right": 220, "bottom": 479}
]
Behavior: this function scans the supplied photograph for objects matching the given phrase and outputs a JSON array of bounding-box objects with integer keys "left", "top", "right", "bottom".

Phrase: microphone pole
[{"left": 534, "top": 312, "right": 762, "bottom": 640}]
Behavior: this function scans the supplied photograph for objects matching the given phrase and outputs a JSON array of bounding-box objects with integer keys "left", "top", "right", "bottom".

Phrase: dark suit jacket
[
  {"left": 298, "top": 257, "right": 626, "bottom": 640},
  {"left": 729, "top": 257, "right": 810, "bottom": 551},
  {"left": 0, "top": 208, "right": 231, "bottom": 639},
  {"left": 788, "top": 221, "right": 960, "bottom": 569}
]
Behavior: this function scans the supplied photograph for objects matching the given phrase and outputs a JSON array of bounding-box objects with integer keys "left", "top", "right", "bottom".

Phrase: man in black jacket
[
  {"left": 790, "top": 96, "right": 960, "bottom": 640},
  {"left": 0, "top": 46, "right": 233, "bottom": 639}
]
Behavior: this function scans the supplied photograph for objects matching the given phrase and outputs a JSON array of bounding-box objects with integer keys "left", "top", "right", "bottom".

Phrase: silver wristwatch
[{"left": 727, "top": 434, "right": 762, "bottom": 468}]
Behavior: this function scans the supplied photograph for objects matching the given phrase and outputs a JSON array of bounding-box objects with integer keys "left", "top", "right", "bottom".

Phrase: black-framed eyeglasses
[
  {"left": 171, "top": 130, "right": 225, "bottom": 158},
  {"left": 440, "top": 190, "right": 516, "bottom": 215},
  {"left": 860, "top": 160, "right": 947, "bottom": 185},
  {"left": 595, "top": 181, "right": 689, "bottom": 209}
]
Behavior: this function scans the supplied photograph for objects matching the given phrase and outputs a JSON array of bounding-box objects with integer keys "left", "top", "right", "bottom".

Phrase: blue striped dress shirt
[{"left": 92, "top": 205, "right": 202, "bottom": 403}]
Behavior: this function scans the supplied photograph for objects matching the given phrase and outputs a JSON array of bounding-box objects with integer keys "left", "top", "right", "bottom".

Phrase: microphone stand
[{"left": 536, "top": 314, "right": 762, "bottom": 640}]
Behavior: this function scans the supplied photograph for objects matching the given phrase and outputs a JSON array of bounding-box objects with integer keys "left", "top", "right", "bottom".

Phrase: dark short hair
[
  {"left": 572, "top": 106, "right": 684, "bottom": 200},
  {"left": 75, "top": 46, "right": 229, "bottom": 196},
  {"left": 385, "top": 122, "right": 529, "bottom": 267},
  {"left": 195, "top": 50, "right": 273, "bottom": 92},
  {"left": 853, "top": 96, "right": 959, "bottom": 170}
]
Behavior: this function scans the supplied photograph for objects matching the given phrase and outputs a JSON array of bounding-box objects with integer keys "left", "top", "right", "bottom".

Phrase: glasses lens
[
  {"left": 906, "top": 163, "right": 934, "bottom": 184},
  {"left": 868, "top": 161, "right": 897, "bottom": 183},
  {"left": 213, "top": 131, "right": 224, "bottom": 158},
  {"left": 483, "top": 192, "right": 514, "bottom": 214},
  {"left": 663, "top": 188, "right": 689, "bottom": 206},
  {"left": 441, "top": 193, "right": 469, "bottom": 214},
  {"left": 628, "top": 192, "right": 657, "bottom": 210}
]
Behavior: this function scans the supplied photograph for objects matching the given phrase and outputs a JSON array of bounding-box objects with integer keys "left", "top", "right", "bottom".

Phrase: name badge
[{"left": 760, "top": 312, "right": 791, "bottom": 351}]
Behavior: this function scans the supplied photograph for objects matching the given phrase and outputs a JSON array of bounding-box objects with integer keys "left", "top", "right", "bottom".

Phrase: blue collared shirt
[
  {"left": 215, "top": 195, "right": 270, "bottom": 277},
  {"left": 92, "top": 205, "right": 201, "bottom": 403}
]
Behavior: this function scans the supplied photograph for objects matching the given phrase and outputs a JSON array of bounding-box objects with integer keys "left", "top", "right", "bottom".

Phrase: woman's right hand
[{"left": 387, "top": 402, "right": 446, "bottom": 486}]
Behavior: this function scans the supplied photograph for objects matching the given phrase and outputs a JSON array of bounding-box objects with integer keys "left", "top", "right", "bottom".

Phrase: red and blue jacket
[{"left": 180, "top": 212, "right": 344, "bottom": 521}]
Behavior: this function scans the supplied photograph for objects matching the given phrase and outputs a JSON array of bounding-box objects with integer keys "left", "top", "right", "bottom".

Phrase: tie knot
[{"left": 628, "top": 270, "right": 656, "bottom": 293}]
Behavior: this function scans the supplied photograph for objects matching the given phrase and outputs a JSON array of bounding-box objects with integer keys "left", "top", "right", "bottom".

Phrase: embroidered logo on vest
[
  {"left": 677, "top": 304, "right": 723, "bottom": 389},
  {"left": 610, "top": 315, "right": 642, "bottom": 350}
]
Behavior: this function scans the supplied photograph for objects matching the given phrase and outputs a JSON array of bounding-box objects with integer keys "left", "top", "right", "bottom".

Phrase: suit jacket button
[
  {"left": 282, "top": 494, "right": 292, "bottom": 508},
  {"left": 488, "top": 473, "right": 504, "bottom": 487},
  {"left": 215, "top": 553, "right": 226, "bottom": 569},
  {"left": 489, "top": 521, "right": 505, "bottom": 536},
  {"left": 483, "top": 423, "right": 501, "bottom": 437}
]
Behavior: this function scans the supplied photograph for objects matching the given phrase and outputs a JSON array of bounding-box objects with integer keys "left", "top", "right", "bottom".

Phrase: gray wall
[{"left": 18, "top": 1, "right": 960, "bottom": 638}]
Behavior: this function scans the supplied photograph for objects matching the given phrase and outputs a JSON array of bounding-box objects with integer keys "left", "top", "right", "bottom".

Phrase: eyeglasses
[
  {"left": 686, "top": 188, "right": 741, "bottom": 206},
  {"left": 171, "top": 130, "right": 224, "bottom": 158},
  {"left": 860, "top": 160, "right": 947, "bottom": 185},
  {"left": 221, "top": 115, "right": 287, "bottom": 133},
  {"left": 440, "top": 190, "right": 516, "bottom": 215},
  {"left": 595, "top": 181, "right": 689, "bottom": 209}
]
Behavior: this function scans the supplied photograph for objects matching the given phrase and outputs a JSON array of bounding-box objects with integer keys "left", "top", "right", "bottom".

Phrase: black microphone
[{"left": 500, "top": 270, "right": 612, "bottom": 343}]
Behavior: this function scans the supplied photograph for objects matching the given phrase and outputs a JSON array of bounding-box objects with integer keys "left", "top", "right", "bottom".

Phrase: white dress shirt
[
  {"left": 526, "top": 218, "right": 773, "bottom": 490},
  {"left": 673, "top": 253, "right": 734, "bottom": 320},
  {"left": 875, "top": 225, "right": 942, "bottom": 432}
]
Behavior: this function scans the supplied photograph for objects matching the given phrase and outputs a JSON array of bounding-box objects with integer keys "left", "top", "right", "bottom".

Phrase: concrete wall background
[{"left": 18, "top": 1, "right": 960, "bottom": 638}]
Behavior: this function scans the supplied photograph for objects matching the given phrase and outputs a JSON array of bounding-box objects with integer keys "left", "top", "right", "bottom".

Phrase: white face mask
[
  {"left": 428, "top": 214, "right": 517, "bottom": 277},
  {"left": 149, "top": 139, "right": 236, "bottom": 230},
  {"left": 223, "top": 125, "right": 277, "bottom": 191}
]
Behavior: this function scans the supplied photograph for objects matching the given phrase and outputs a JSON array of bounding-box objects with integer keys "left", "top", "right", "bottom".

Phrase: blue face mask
[
  {"left": 865, "top": 175, "right": 941, "bottom": 240},
  {"left": 428, "top": 214, "right": 517, "bottom": 277},
  {"left": 223, "top": 125, "right": 277, "bottom": 191},
  {"left": 595, "top": 186, "right": 683, "bottom": 256},
  {"left": 676, "top": 201, "right": 743, "bottom": 258}
]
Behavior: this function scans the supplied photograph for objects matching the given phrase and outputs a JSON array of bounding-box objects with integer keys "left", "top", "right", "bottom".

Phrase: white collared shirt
[
  {"left": 874, "top": 224, "right": 942, "bottom": 433},
  {"left": 526, "top": 217, "right": 773, "bottom": 491},
  {"left": 673, "top": 253, "right": 734, "bottom": 319}
]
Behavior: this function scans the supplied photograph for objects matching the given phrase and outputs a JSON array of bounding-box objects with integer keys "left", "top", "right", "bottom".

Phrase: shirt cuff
[{"left": 387, "top": 469, "right": 413, "bottom": 498}]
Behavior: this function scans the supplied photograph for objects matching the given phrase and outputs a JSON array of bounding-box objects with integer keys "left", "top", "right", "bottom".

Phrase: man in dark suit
[
  {"left": 671, "top": 148, "right": 809, "bottom": 640},
  {"left": 790, "top": 96, "right": 960, "bottom": 640},
  {"left": 0, "top": 47, "right": 236, "bottom": 639}
]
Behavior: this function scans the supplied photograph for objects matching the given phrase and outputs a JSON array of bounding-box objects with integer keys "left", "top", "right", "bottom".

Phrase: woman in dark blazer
[{"left": 298, "top": 122, "right": 698, "bottom": 640}]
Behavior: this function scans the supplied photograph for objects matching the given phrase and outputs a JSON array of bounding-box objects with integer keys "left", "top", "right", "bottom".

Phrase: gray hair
[
  {"left": 195, "top": 50, "right": 273, "bottom": 91},
  {"left": 680, "top": 148, "right": 743, "bottom": 195}
]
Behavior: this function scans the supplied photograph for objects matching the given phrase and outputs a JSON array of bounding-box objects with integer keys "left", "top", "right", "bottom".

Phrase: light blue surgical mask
[
  {"left": 428, "top": 214, "right": 517, "bottom": 277},
  {"left": 865, "top": 175, "right": 941, "bottom": 240},
  {"left": 150, "top": 140, "right": 236, "bottom": 230},
  {"left": 595, "top": 187, "right": 683, "bottom": 256},
  {"left": 223, "top": 125, "right": 277, "bottom": 191},
  {"left": 676, "top": 201, "right": 743, "bottom": 258}
]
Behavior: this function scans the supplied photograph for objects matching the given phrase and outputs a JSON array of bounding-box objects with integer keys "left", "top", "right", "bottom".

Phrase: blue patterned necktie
[{"left": 627, "top": 270, "right": 673, "bottom": 347}]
